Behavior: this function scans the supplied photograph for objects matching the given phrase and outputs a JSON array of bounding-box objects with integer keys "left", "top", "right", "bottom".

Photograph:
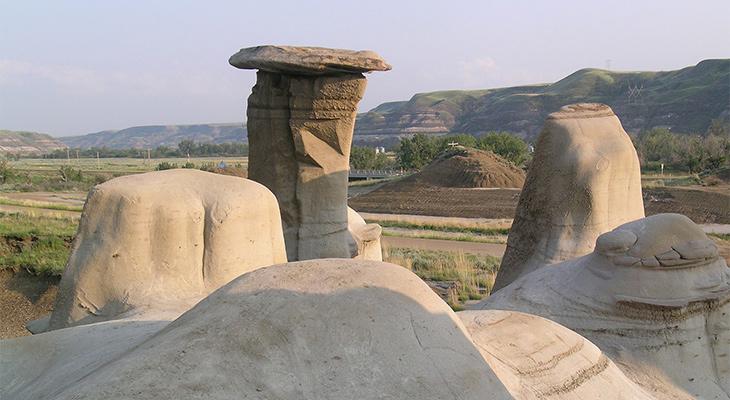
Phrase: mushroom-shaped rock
[
  {"left": 46, "top": 169, "right": 287, "bottom": 331},
  {"left": 6, "top": 259, "right": 512, "bottom": 399},
  {"left": 459, "top": 310, "right": 654, "bottom": 399},
  {"left": 232, "top": 45, "right": 389, "bottom": 261},
  {"left": 478, "top": 213, "right": 730, "bottom": 399},
  {"left": 493, "top": 103, "right": 644, "bottom": 291}
]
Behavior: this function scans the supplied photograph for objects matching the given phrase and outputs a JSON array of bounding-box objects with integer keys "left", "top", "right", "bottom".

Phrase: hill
[
  {"left": 0, "top": 130, "right": 67, "bottom": 155},
  {"left": 355, "top": 59, "right": 730, "bottom": 143},
  {"left": 60, "top": 123, "right": 247, "bottom": 149}
]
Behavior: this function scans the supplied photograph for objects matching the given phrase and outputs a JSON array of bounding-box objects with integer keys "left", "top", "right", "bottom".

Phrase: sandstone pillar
[
  {"left": 230, "top": 46, "right": 390, "bottom": 260},
  {"left": 493, "top": 103, "right": 644, "bottom": 291}
]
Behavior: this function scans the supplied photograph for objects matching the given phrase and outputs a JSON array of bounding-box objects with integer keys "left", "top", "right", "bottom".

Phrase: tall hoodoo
[
  {"left": 230, "top": 45, "right": 391, "bottom": 261},
  {"left": 493, "top": 103, "right": 644, "bottom": 291}
]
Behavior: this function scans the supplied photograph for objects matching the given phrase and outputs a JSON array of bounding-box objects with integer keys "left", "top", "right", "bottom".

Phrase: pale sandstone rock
[
  {"left": 493, "top": 103, "right": 644, "bottom": 291},
  {"left": 459, "top": 310, "right": 654, "bottom": 399},
  {"left": 2, "top": 259, "right": 512, "bottom": 400},
  {"left": 347, "top": 207, "right": 383, "bottom": 261},
  {"left": 478, "top": 213, "right": 730, "bottom": 399},
  {"left": 229, "top": 45, "right": 391, "bottom": 75},
  {"left": 46, "top": 169, "right": 287, "bottom": 331},
  {"left": 236, "top": 45, "right": 389, "bottom": 260}
]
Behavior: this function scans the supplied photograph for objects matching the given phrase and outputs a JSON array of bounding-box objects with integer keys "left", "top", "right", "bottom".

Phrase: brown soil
[
  {"left": 409, "top": 147, "right": 525, "bottom": 189},
  {"left": 351, "top": 183, "right": 729, "bottom": 224},
  {"left": 643, "top": 185, "right": 730, "bottom": 224},
  {"left": 350, "top": 187, "right": 522, "bottom": 218},
  {"left": 0, "top": 269, "right": 59, "bottom": 339}
]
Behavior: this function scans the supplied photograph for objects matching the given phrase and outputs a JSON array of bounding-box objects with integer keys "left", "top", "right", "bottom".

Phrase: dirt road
[{"left": 382, "top": 236, "right": 506, "bottom": 257}]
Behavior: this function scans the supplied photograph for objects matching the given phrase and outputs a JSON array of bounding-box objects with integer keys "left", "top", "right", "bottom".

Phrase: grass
[
  {"left": 383, "top": 246, "right": 500, "bottom": 310},
  {"left": 376, "top": 220, "right": 509, "bottom": 236},
  {"left": 0, "top": 196, "right": 84, "bottom": 212},
  {"left": 709, "top": 233, "right": 730, "bottom": 241},
  {"left": 0, "top": 212, "right": 76, "bottom": 275},
  {"left": 381, "top": 229, "right": 507, "bottom": 244}
]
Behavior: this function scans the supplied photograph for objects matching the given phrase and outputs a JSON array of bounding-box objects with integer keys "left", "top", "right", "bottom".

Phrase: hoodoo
[{"left": 231, "top": 45, "right": 390, "bottom": 261}]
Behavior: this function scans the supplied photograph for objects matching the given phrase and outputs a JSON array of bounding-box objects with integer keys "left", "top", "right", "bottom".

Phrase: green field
[
  {"left": 11, "top": 156, "right": 248, "bottom": 174},
  {"left": 1, "top": 157, "right": 248, "bottom": 193}
]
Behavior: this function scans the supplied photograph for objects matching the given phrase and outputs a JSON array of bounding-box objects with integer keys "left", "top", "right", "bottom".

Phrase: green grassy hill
[{"left": 355, "top": 59, "right": 730, "bottom": 141}]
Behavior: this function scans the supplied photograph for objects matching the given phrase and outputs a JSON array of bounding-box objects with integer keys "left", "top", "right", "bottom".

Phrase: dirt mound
[
  {"left": 407, "top": 147, "right": 525, "bottom": 189},
  {"left": 349, "top": 147, "right": 524, "bottom": 218}
]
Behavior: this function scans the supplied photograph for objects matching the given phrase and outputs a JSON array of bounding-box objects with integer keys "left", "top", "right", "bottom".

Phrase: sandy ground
[{"left": 0, "top": 269, "right": 59, "bottom": 339}]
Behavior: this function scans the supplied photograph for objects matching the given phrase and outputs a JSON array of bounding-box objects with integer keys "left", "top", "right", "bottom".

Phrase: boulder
[
  {"left": 493, "top": 103, "right": 644, "bottom": 290},
  {"left": 46, "top": 169, "right": 287, "bottom": 331}
]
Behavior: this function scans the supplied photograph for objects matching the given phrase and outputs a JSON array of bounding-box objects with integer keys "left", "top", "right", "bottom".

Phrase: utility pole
[
  {"left": 97, "top": 152, "right": 100, "bottom": 170},
  {"left": 66, "top": 148, "right": 70, "bottom": 164}
]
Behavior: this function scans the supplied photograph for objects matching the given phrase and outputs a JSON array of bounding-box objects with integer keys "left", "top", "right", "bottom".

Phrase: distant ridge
[
  {"left": 0, "top": 130, "right": 67, "bottom": 154},
  {"left": 54, "top": 59, "right": 729, "bottom": 149},
  {"left": 60, "top": 123, "right": 247, "bottom": 149},
  {"left": 355, "top": 59, "right": 730, "bottom": 144}
]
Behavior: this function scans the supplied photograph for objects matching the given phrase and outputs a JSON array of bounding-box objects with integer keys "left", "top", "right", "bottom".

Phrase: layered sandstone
[{"left": 232, "top": 45, "right": 390, "bottom": 260}]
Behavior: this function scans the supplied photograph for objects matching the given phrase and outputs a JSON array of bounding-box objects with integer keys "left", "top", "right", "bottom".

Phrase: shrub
[{"left": 155, "top": 161, "right": 178, "bottom": 171}]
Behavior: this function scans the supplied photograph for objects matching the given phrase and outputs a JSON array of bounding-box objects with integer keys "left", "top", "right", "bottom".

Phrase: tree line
[
  {"left": 350, "top": 128, "right": 729, "bottom": 174},
  {"left": 43, "top": 140, "right": 248, "bottom": 159},
  {"left": 350, "top": 132, "right": 531, "bottom": 170},
  {"left": 633, "top": 128, "right": 729, "bottom": 173}
]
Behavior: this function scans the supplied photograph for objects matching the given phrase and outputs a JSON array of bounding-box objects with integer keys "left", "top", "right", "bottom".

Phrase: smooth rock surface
[
  {"left": 229, "top": 45, "right": 391, "bottom": 75},
  {"left": 47, "top": 169, "right": 287, "bottom": 331},
  {"left": 347, "top": 207, "right": 383, "bottom": 261},
  {"left": 493, "top": 103, "right": 644, "bottom": 290},
  {"left": 479, "top": 213, "right": 730, "bottom": 399},
  {"left": 3, "top": 259, "right": 512, "bottom": 400}
]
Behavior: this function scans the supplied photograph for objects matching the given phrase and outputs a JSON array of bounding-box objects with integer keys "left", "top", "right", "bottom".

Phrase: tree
[
  {"left": 350, "top": 146, "right": 394, "bottom": 170},
  {"left": 178, "top": 140, "right": 195, "bottom": 156},
  {"left": 477, "top": 132, "right": 529, "bottom": 166},
  {"left": 396, "top": 134, "right": 440, "bottom": 169}
]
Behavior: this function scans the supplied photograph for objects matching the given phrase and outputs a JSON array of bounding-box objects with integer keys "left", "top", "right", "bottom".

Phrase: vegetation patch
[
  {"left": 0, "top": 213, "right": 76, "bottom": 275},
  {"left": 383, "top": 247, "right": 500, "bottom": 310}
]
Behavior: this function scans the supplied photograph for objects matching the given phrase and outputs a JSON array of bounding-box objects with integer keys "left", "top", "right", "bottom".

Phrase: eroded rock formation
[
  {"left": 46, "top": 169, "right": 287, "bottom": 331},
  {"left": 479, "top": 213, "right": 730, "bottom": 398},
  {"left": 493, "top": 103, "right": 644, "bottom": 290},
  {"left": 230, "top": 45, "right": 390, "bottom": 261},
  {"left": 3, "top": 259, "right": 512, "bottom": 400},
  {"left": 459, "top": 310, "right": 654, "bottom": 399}
]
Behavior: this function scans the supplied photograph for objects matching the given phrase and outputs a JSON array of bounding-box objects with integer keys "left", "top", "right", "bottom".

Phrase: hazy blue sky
[{"left": 1, "top": 0, "right": 729, "bottom": 136}]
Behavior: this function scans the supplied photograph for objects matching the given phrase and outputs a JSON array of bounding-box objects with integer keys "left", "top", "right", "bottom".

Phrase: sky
[{"left": 1, "top": 1, "right": 729, "bottom": 136}]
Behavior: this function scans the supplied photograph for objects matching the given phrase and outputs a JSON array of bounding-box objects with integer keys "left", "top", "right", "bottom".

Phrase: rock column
[{"left": 231, "top": 46, "right": 390, "bottom": 260}]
